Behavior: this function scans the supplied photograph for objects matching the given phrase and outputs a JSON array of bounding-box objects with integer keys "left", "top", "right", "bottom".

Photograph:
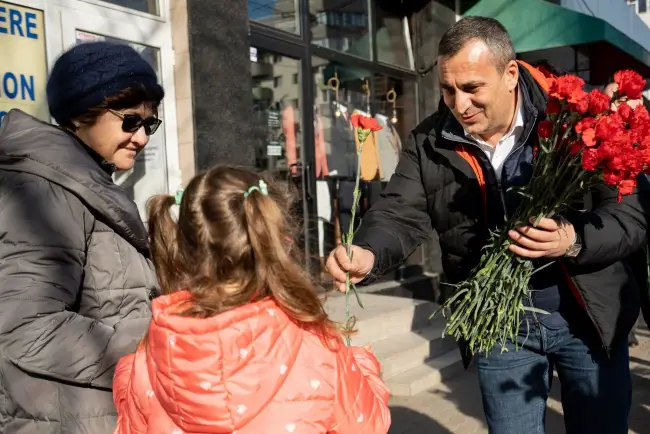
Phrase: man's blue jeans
[{"left": 476, "top": 321, "right": 631, "bottom": 434}]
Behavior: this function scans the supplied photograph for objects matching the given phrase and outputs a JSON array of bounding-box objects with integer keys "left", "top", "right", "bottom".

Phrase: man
[{"left": 326, "top": 16, "right": 649, "bottom": 434}]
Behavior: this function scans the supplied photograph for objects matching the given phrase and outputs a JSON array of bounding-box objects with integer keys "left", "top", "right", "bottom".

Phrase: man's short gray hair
[{"left": 438, "top": 16, "right": 516, "bottom": 73}]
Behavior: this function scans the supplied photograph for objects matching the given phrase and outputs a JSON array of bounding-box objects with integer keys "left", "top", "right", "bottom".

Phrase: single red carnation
[
  {"left": 581, "top": 128, "right": 597, "bottom": 147},
  {"left": 597, "top": 139, "right": 619, "bottom": 161},
  {"left": 545, "top": 98, "right": 562, "bottom": 115},
  {"left": 569, "top": 92, "right": 589, "bottom": 114},
  {"left": 570, "top": 140, "right": 583, "bottom": 156},
  {"left": 618, "top": 179, "right": 637, "bottom": 202},
  {"left": 630, "top": 105, "right": 650, "bottom": 131},
  {"left": 537, "top": 120, "right": 553, "bottom": 138},
  {"left": 623, "top": 154, "right": 643, "bottom": 177},
  {"left": 351, "top": 113, "right": 382, "bottom": 131},
  {"left": 587, "top": 89, "right": 611, "bottom": 115},
  {"left": 614, "top": 70, "right": 646, "bottom": 100},
  {"left": 581, "top": 148, "right": 600, "bottom": 171},
  {"left": 549, "top": 75, "right": 585, "bottom": 102},
  {"left": 575, "top": 117, "right": 596, "bottom": 133},
  {"left": 603, "top": 170, "right": 626, "bottom": 186},
  {"left": 607, "top": 156, "right": 626, "bottom": 171},
  {"left": 616, "top": 102, "right": 633, "bottom": 123},
  {"left": 595, "top": 113, "right": 625, "bottom": 141}
]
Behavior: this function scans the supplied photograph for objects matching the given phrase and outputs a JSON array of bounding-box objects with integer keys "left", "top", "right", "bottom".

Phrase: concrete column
[{"left": 186, "top": 0, "right": 255, "bottom": 170}]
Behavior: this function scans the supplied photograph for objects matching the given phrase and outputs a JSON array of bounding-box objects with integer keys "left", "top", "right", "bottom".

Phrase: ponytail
[
  {"left": 242, "top": 184, "right": 339, "bottom": 346},
  {"left": 146, "top": 166, "right": 340, "bottom": 349},
  {"left": 147, "top": 194, "right": 179, "bottom": 294}
]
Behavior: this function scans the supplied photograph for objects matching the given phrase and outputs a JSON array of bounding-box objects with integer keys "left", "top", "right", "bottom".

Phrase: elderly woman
[{"left": 0, "top": 42, "right": 162, "bottom": 433}]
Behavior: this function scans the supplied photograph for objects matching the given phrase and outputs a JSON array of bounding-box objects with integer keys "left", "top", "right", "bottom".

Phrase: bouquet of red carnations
[{"left": 436, "top": 70, "right": 650, "bottom": 355}]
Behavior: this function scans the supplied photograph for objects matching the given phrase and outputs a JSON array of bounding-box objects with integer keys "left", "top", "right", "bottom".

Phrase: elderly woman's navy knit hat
[{"left": 46, "top": 41, "right": 165, "bottom": 123}]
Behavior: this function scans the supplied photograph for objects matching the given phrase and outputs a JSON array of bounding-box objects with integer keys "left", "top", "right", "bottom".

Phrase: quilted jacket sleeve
[
  {"left": 354, "top": 130, "right": 432, "bottom": 278},
  {"left": 114, "top": 352, "right": 149, "bottom": 434},
  {"left": 572, "top": 179, "right": 650, "bottom": 267},
  {"left": 329, "top": 346, "right": 391, "bottom": 433},
  {"left": 0, "top": 176, "right": 132, "bottom": 389}
]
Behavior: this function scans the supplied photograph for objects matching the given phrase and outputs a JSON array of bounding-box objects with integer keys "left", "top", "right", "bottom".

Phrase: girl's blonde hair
[{"left": 147, "top": 166, "right": 339, "bottom": 343}]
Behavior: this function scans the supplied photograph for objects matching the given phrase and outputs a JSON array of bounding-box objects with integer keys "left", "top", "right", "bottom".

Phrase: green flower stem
[
  {"left": 343, "top": 128, "right": 370, "bottom": 346},
  {"left": 434, "top": 104, "right": 601, "bottom": 355}
]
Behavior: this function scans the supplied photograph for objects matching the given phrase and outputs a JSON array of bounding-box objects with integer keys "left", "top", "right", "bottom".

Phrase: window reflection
[
  {"left": 98, "top": 0, "right": 159, "bottom": 15},
  {"left": 249, "top": 0, "right": 299, "bottom": 34},
  {"left": 311, "top": 57, "right": 415, "bottom": 269},
  {"left": 375, "top": 3, "right": 411, "bottom": 68},
  {"left": 250, "top": 48, "right": 302, "bottom": 175},
  {"left": 310, "top": 0, "right": 370, "bottom": 58}
]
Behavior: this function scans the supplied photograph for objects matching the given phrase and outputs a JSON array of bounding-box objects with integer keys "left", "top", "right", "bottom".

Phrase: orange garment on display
[
  {"left": 284, "top": 106, "right": 329, "bottom": 177},
  {"left": 352, "top": 110, "right": 382, "bottom": 181}
]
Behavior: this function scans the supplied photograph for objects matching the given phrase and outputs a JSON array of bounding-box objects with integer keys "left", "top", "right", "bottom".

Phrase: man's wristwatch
[{"left": 564, "top": 231, "right": 582, "bottom": 258}]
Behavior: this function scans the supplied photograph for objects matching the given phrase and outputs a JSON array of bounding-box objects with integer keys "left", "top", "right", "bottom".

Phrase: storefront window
[
  {"left": 375, "top": 3, "right": 411, "bottom": 68},
  {"left": 99, "top": 0, "right": 159, "bottom": 15},
  {"left": 249, "top": 0, "right": 299, "bottom": 35},
  {"left": 310, "top": 0, "right": 370, "bottom": 59},
  {"left": 414, "top": 0, "right": 456, "bottom": 117},
  {"left": 250, "top": 47, "right": 302, "bottom": 176},
  {"left": 75, "top": 31, "right": 166, "bottom": 217},
  {"left": 311, "top": 57, "right": 415, "bottom": 271}
]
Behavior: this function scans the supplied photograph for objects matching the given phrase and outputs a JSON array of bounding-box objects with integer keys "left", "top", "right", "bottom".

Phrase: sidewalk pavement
[{"left": 389, "top": 327, "right": 650, "bottom": 434}]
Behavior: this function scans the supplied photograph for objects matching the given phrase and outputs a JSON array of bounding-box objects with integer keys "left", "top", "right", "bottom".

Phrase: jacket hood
[
  {"left": 145, "top": 291, "right": 304, "bottom": 433},
  {"left": 0, "top": 109, "right": 148, "bottom": 251}
]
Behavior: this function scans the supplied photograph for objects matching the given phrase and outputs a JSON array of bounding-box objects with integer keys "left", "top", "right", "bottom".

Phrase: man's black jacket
[{"left": 354, "top": 64, "right": 650, "bottom": 363}]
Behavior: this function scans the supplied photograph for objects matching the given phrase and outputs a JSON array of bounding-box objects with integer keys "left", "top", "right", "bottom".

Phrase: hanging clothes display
[
  {"left": 284, "top": 107, "right": 329, "bottom": 177},
  {"left": 353, "top": 109, "right": 382, "bottom": 181},
  {"left": 374, "top": 113, "right": 402, "bottom": 181},
  {"left": 326, "top": 103, "right": 358, "bottom": 178},
  {"left": 283, "top": 105, "right": 296, "bottom": 173},
  {"left": 314, "top": 110, "right": 329, "bottom": 177}
]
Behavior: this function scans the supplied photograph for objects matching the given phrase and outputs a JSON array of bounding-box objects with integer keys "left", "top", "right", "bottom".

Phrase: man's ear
[{"left": 505, "top": 60, "right": 519, "bottom": 92}]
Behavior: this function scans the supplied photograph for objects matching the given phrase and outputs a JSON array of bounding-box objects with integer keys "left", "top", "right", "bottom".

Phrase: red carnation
[
  {"left": 569, "top": 92, "right": 589, "bottom": 114},
  {"left": 549, "top": 75, "right": 586, "bottom": 102},
  {"left": 575, "top": 117, "right": 596, "bottom": 133},
  {"left": 595, "top": 113, "right": 625, "bottom": 141},
  {"left": 597, "top": 139, "right": 619, "bottom": 161},
  {"left": 607, "top": 156, "right": 626, "bottom": 171},
  {"left": 614, "top": 70, "right": 646, "bottom": 100},
  {"left": 581, "top": 148, "right": 600, "bottom": 171},
  {"left": 603, "top": 170, "right": 626, "bottom": 186},
  {"left": 581, "top": 128, "right": 597, "bottom": 147},
  {"left": 545, "top": 98, "right": 562, "bottom": 115},
  {"left": 630, "top": 105, "right": 650, "bottom": 131},
  {"left": 587, "top": 89, "right": 610, "bottom": 115},
  {"left": 570, "top": 140, "right": 583, "bottom": 156},
  {"left": 616, "top": 102, "right": 633, "bottom": 123},
  {"left": 537, "top": 120, "right": 553, "bottom": 138},
  {"left": 351, "top": 113, "right": 382, "bottom": 131},
  {"left": 618, "top": 179, "right": 637, "bottom": 202}
]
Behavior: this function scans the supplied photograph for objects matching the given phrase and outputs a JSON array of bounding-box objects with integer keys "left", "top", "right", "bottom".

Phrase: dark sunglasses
[{"left": 109, "top": 109, "right": 162, "bottom": 136}]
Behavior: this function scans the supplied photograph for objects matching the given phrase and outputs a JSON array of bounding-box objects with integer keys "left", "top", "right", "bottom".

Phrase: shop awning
[{"left": 465, "top": 0, "right": 650, "bottom": 75}]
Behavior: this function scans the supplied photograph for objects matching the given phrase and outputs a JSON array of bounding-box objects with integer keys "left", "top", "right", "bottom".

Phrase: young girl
[{"left": 113, "top": 166, "right": 391, "bottom": 433}]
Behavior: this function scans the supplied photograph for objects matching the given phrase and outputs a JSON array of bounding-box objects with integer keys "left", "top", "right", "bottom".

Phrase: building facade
[{"left": 3, "top": 0, "right": 650, "bottom": 288}]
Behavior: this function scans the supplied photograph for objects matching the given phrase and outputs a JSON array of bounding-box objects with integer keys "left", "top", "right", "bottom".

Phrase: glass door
[
  {"left": 249, "top": 45, "right": 325, "bottom": 280},
  {"left": 60, "top": 6, "right": 179, "bottom": 218},
  {"left": 249, "top": 47, "right": 302, "bottom": 178}
]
